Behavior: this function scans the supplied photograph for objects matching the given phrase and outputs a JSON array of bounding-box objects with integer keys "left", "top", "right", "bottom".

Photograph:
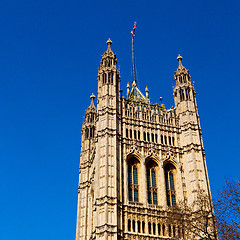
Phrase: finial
[
  {"left": 145, "top": 86, "right": 149, "bottom": 98},
  {"left": 132, "top": 80, "right": 136, "bottom": 87},
  {"left": 89, "top": 93, "right": 96, "bottom": 108},
  {"left": 90, "top": 93, "right": 95, "bottom": 100},
  {"left": 177, "top": 54, "right": 183, "bottom": 67},
  {"left": 160, "top": 97, "right": 163, "bottom": 106},
  {"left": 127, "top": 82, "right": 130, "bottom": 96},
  {"left": 107, "top": 38, "right": 112, "bottom": 46}
]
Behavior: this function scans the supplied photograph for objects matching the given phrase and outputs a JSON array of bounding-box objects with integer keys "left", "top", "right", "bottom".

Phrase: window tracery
[
  {"left": 128, "top": 157, "right": 139, "bottom": 202},
  {"left": 146, "top": 160, "right": 158, "bottom": 205},
  {"left": 164, "top": 163, "right": 176, "bottom": 206}
]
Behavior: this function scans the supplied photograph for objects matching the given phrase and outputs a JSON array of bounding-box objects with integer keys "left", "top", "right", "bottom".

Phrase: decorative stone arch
[
  {"left": 145, "top": 155, "right": 160, "bottom": 205},
  {"left": 162, "top": 158, "right": 178, "bottom": 170},
  {"left": 144, "top": 154, "right": 161, "bottom": 167},
  {"left": 125, "top": 150, "right": 143, "bottom": 164},
  {"left": 163, "top": 160, "right": 178, "bottom": 207},
  {"left": 126, "top": 152, "right": 142, "bottom": 203}
]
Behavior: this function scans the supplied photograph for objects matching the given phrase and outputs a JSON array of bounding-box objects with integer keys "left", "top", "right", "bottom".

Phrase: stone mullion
[
  {"left": 158, "top": 163, "right": 166, "bottom": 206},
  {"left": 141, "top": 160, "right": 147, "bottom": 206}
]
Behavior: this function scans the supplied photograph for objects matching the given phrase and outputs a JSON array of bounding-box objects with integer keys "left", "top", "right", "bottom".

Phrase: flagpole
[{"left": 132, "top": 37, "right": 136, "bottom": 83}]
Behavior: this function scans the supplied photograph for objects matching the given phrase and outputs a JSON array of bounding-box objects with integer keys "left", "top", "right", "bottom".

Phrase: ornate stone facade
[{"left": 76, "top": 39, "right": 212, "bottom": 240}]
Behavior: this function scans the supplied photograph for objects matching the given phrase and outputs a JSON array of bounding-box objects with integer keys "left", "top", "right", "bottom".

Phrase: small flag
[{"left": 131, "top": 21, "right": 137, "bottom": 38}]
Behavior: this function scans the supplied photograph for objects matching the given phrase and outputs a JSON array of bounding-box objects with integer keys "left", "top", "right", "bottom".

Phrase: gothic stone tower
[{"left": 76, "top": 40, "right": 212, "bottom": 240}]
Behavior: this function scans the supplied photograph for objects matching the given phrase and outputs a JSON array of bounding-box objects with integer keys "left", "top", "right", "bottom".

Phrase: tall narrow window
[
  {"left": 153, "top": 223, "right": 156, "bottom": 235},
  {"left": 142, "top": 222, "right": 145, "bottom": 233},
  {"left": 132, "top": 220, "right": 135, "bottom": 232},
  {"left": 165, "top": 163, "right": 176, "bottom": 206},
  {"left": 128, "top": 219, "right": 131, "bottom": 231},
  {"left": 169, "top": 136, "right": 172, "bottom": 145},
  {"left": 146, "top": 160, "right": 158, "bottom": 205},
  {"left": 169, "top": 225, "right": 172, "bottom": 237},
  {"left": 134, "top": 130, "right": 137, "bottom": 139},
  {"left": 164, "top": 135, "right": 167, "bottom": 145},
  {"left": 158, "top": 223, "right": 161, "bottom": 236},
  {"left": 151, "top": 133, "right": 154, "bottom": 142},
  {"left": 137, "top": 221, "right": 141, "bottom": 233},
  {"left": 148, "top": 222, "right": 151, "bottom": 234},
  {"left": 128, "top": 157, "right": 139, "bottom": 202}
]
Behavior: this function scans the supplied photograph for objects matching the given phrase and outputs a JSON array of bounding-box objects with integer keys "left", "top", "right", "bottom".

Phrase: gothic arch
[
  {"left": 144, "top": 155, "right": 161, "bottom": 167},
  {"left": 164, "top": 162, "right": 177, "bottom": 206},
  {"left": 125, "top": 151, "right": 143, "bottom": 164},
  {"left": 162, "top": 158, "right": 178, "bottom": 169},
  {"left": 145, "top": 158, "right": 159, "bottom": 205},
  {"left": 127, "top": 154, "right": 141, "bottom": 203}
]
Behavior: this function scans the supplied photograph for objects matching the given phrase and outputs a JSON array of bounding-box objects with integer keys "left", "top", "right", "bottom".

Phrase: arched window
[
  {"left": 169, "top": 136, "right": 172, "bottom": 145},
  {"left": 153, "top": 222, "right": 156, "bottom": 235},
  {"left": 158, "top": 223, "right": 161, "bottom": 236},
  {"left": 183, "top": 75, "right": 186, "bottom": 83},
  {"left": 137, "top": 221, "right": 141, "bottom": 233},
  {"left": 151, "top": 133, "right": 154, "bottom": 142},
  {"left": 161, "top": 135, "right": 163, "bottom": 144},
  {"left": 134, "top": 130, "right": 137, "bottom": 139},
  {"left": 142, "top": 221, "right": 145, "bottom": 233},
  {"left": 155, "top": 134, "right": 158, "bottom": 143},
  {"left": 169, "top": 225, "right": 172, "bottom": 237},
  {"left": 165, "top": 163, "right": 176, "bottom": 206},
  {"left": 132, "top": 220, "right": 135, "bottom": 232},
  {"left": 179, "top": 76, "right": 182, "bottom": 83},
  {"left": 126, "top": 129, "right": 128, "bottom": 138},
  {"left": 186, "top": 88, "right": 190, "bottom": 100},
  {"left": 128, "top": 219, "right": 131, "bottom": 231},
  {"left": 128, "top": 157, "right": 139, "bottom": 202},
  {"left": 85, "top": 128, "right": 89, "bottom": 139},
  {"left": 138, "top": 131, "right": 140, "bottom": 140},
  {"left": 147, "top": 132, "right": 150, "bottom": 141},
  {"left": 180, "top": 89, "right": 185, "bottom": 101},
  {"left": 164, "top": 135, "right": 167, "bottom": 145},
  {"left": 148, "top": 222, "right": 151, "bottom": 234},
  {"left": 162, "top": 224, "right": 165, "bottom": 236},
  {"left": 144, "top": 132, "right": 146, "bottom": 141},
  {"left": 130, "top": 129, "right": 132, "bottom": 138},
  {"left": 146, "top": 160, "right": 158, "bottom": 205}
]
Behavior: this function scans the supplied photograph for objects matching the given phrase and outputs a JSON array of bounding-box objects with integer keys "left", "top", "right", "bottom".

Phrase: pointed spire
[
  {"left": 175, "top": 54, "right": 189, "bottom": 76},
  {"left": 89, "top": 93, "right": 96, "bottom": 109},
  {"left": 100, "top": 38, "right": 117, "bottom": 69}
]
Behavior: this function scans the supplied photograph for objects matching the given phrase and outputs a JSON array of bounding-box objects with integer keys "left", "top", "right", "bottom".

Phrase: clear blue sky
[{"left": 0, "top": 0, "right": 239, "bottom": 239}]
